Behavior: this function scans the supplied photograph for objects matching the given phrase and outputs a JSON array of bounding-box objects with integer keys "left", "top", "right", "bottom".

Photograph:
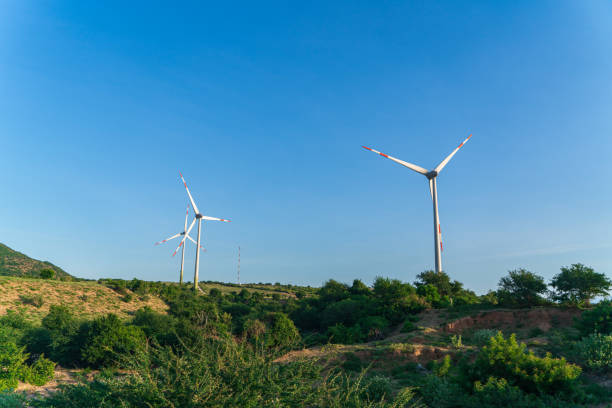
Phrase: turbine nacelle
[{"left": 425, "top": 170, "right": 438, "bottom": 180}]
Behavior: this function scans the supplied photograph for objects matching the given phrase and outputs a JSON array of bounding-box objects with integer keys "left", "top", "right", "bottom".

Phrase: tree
[
  {"left": 373, "top": 277, "right": 424, "bottom": 323},
  {"left": 497, "top": 268, "right": 547, "bottom": 307},
  {"left": 416, "top": 284, "right": 441, "bottom": 306},
  {"left": 318, "top": 280, "right": 350, "bottom": 303},
  {"left": 264, "top": 313, "right": 300, "bottom": 349},
  {"left": 414, "top": 270, "right": 453, "bottom": 296},
  {"left": 550, "top": 264, "right": 611, "bottom": 306},
  {"left": 39, "top": 268, "right": 55, "bottom": 279},
  {"left": 349, "top": 279, "right": 371, "bottom": 296}
]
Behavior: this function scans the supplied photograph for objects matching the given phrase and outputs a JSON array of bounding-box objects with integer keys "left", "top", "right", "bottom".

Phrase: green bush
[
  {"left": 417, "top": 284, "right": 440, "bottom": 306},
  {"left": 20, "top": 294, "right": 44, "bottom": 308},
  {"left": 358, "top": 315, "right": 389, "bottom": 340},
  {"left": 434, "top": 355, "right": 452, "bottom": 377},
  {"left": 21, "top": 355, "right": 55, "bottom": 386},
  {"left": 575, "top": 333, "right": 612, "bottom": 371},
  {"left": 33, "top": 336, "right": 424, "bottom": 408},
  {"left": 39, "top": 268, "right": 55, "bottom": 279},
  {"left": 327, "top": 323, "right": 363, "bottom": 344},
  {"left": 0, "top": 342, "right": 27, "bottom": 392},
  {"left": 0, "top": 391, "right": 26, "bottom": 408},
  {"left": 363, "top": 375, "right": 393, "bottom": 401},
  {"left": 38, "top": 305, "right": 81, "bottom": 366},
  {"left": 575, "top": 300, "right": 612, "bottom": 336},
  {"left": 471, "top": 376, "right": 537, "bottom": 407},
  {"left": 451, "top": 335, "right": 463, "bottom": 349},
  {"left": 132, "top": 307, "right": 179, "bottom": 347},
  {"left": 471, "top": 329, "right": 498, "bottom": 346},
  {"left": 264, "top": 313, "right": 300, "bottom": 349},
  {"left": 401, "top": 321, "right": 417, "bottom": 333},
  {"left": 342, "top": 352, "right": 363, "bottom": 371},
  {"left": 80, "top": 314, "right": 146, "bottom": 368},
  {"left": 469, "top": 332, "right": 581, "bottom": 395}
]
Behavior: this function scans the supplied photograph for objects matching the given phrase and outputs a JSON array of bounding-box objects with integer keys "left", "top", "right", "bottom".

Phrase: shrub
[
  {"left": 434, "top": 355, "right": 452, "bottom": 377},
  {"left": 327, "top": 323, "right": 363, "bottom": 344},
  {"left": 121, "top": 293, "right": 133, "bottom": 303},
  {"left": 417, "top": 284, "right": 440, "bottom": 306},
  {"left": 39, "top": 269, "right": 55, "bottom": 279},
  {"left": 0, "top": 391, "right": 26, "bottom": 408},
  {"left": 373, "top": 277, "right": 425, "bottom": 323},
  {"left": 471, "top": 377, "right": 533, "bottom": 407},
  {"left": 451, "top": 335, "right": 463, "bottom": 349},
  {"left": 363, "top": 375, "right": 393, "bottom": 401},
  {"left": 132, "top": 307, "right": 179, "bottom": 347},
  {"left": 471, "top": 329, "right": 498, "bottom": 346},
  {"left": 575, "top": 300, "right": 612, "bottom": 336},
  {"left": 80, "top": 314, "right": 146, "bottom": 368},
  {"left": 20, "top": 294, "right": 44, "bottom": 308},
  {"left": 209, "top": 288, "right": 222, "bottom": 298},
  {"left": 21, "top": 355, "right": 55, "bottom": 386},
  {"left": 37, "top": 305, "right": 81, "bottom": 366},
  {"left": 33, "top": 336, "right": 424, "bottom": 407},
  {"left": 243, "top": 318, "right": 267, "bottom": 342},
  {"left": 264, "top": 313, "right": 300, "bottom": 349},
  {"left": 469, "top": 332, "right": 581, "bottom": 395},
  {"left": 357, "top": 315, "right": 389, "bottom": 340},
  {"left": 342, "top": 352, "right": 363, "bottom": 371},
  {"left": 575, "top": 333, "right": 612, "bottom": 371},
  {"left": 0, "top": 342, "right": 27, "bottom": 392}
]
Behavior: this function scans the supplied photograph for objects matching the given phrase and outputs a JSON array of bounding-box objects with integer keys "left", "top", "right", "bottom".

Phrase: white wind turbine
[
  {"left": 362, "top": 134, "right": 472, "bottom": 274},
  {"left": 174, "top": 172, "right": 231, "bottom": 291},
  {"left": 155, "top": 205, "right": 204, "bottom": 284}
]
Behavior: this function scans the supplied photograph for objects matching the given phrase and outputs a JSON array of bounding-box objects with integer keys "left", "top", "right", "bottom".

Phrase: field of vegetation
[{"left": 0, "top": 263, "right": 611, "bottom": 407}]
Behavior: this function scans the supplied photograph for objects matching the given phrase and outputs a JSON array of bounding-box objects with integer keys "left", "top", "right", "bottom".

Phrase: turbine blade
[
  {"left": 184, "top": 205, "right": 189, "bottom": 231},
  {"left": 155, "top": 233, "right": 182, "bottom": 246},
  {"left": 186, "top": 234, "right": 205, "bottom": 251},
  {"left": 434, "top": 134, "right": 472, "bottom": 173},
  {"left": 201, "top": 215, "right": 231, "bottom": 222},
  {"left": 361, "top": 146, "right": 429, "bottom": 175},
  {"left": 179, "top": 172, "right": 200, "bottom": 215},
  {"left": 172, "top": 219, "right": 196, "bottom": 256}
]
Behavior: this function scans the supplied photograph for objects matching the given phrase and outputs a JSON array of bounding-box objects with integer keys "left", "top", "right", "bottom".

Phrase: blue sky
[{"left": 1, "top": 1, "right": 610, "bottom": 293}]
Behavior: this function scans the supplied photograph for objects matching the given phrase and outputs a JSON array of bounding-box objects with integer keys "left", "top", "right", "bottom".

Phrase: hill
[
  {"left": 0, "top": 275, "right": 168, "bottom": 323},
  {"left": 0, "top": 242, "right": 73, "bottom": 280}
]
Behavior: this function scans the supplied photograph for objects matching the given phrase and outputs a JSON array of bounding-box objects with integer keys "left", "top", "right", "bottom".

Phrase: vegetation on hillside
[
  {"left": 0, "top": 243, "right": 72, "bottom": 280},
  {"left": 0, "top": 263, "right": 610, "bottom": 406}
]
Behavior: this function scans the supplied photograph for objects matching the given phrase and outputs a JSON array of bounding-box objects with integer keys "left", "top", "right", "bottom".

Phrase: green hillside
[{"left": 0, "top": 242, "right": 73, "bottom": 280}]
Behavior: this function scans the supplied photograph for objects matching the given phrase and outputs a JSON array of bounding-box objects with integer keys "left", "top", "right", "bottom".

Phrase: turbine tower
[
  {"left": 155, "top": 205, "right": 203, "bottom": 284},
  {"left": 362, "top": 134, "right": 471, "bottom": 274},
  {"left": 174, "top": 172, "right": 231, "bottom": 291}
]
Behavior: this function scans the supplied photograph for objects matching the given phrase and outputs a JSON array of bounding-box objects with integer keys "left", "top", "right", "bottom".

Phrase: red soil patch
[{"left": 443, "top": 308, "right": 582, "bottom": 333}]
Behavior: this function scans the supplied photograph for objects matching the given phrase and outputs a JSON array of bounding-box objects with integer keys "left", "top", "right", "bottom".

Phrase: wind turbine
[
  {"left": 362, "top": 134, "right": 472, "bottom": 274},
  {"left": 155, "top": 205, "right": 204, "bottom": 284},
  {"left": 175, "top": 172, "right": 231, "bottom": 291}
]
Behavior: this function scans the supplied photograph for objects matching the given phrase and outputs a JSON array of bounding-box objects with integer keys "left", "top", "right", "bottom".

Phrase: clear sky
[{"left": 1, "top": 1, "right": 611, "bottom": 293}]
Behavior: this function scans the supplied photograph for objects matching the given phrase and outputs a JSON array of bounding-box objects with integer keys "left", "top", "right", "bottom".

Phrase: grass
[{"left": 0, "top": 275, "right": 168, "bottom": 323}]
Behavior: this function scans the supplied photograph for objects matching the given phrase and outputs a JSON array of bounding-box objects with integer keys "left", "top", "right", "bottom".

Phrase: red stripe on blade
[{"left": 380, "top": 153, "right": 389, "bottom": 158}]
